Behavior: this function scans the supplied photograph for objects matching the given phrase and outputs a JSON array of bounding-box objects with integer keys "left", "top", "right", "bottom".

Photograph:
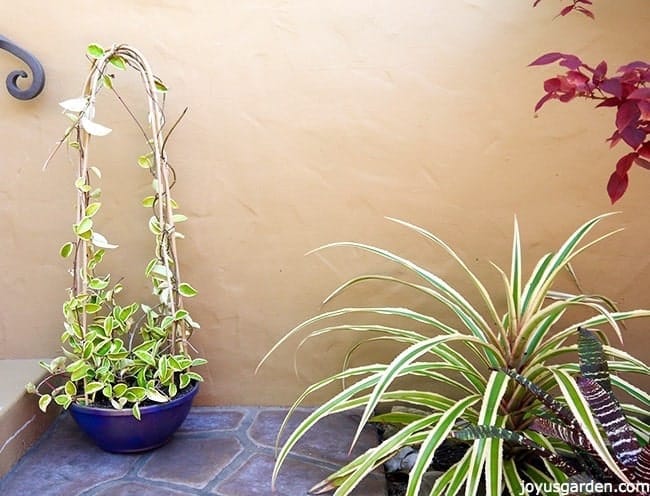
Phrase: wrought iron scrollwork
[{"left": 0, "top": 35, "right": 45, "bottom": 100}]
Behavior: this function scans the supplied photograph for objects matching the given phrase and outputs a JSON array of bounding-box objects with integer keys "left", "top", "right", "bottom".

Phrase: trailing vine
[{"left": 28, "top": 43, "right": 205, "bottom": 419}]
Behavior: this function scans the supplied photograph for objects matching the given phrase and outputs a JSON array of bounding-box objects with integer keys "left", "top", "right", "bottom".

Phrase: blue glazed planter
[{"left": 69, "top": 382, "right": 199, "bottom": 453}]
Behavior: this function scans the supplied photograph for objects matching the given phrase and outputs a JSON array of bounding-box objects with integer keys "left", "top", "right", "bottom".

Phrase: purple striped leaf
[
  {"left": 452, "top": 424, "right": 579, "bottom": 475},
  {"left": 577, "top": 327, "right": 612, "bottom": 393},
  {"left": 501, "top": 368, "right": 576, "bottom": 428},
  {"left": 634, "top": 445, "right": 650, "bottom": 485},
  {"left": 577, "top": 377, "right": 640, "bottom": 468},
  {"left": 531, "top": 417, "right": 591, "bottom": 451}
]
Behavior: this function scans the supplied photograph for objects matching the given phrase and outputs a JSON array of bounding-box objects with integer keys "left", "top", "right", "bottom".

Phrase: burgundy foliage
[
  {"left": 533, "top": 0, "right": 594, "bottom": 19},
  {"left": 531, "top": 54, "right": 650, "bottom": 203},
  {"left": 530, "top": 2, "right": 649, "bottom": 202}
]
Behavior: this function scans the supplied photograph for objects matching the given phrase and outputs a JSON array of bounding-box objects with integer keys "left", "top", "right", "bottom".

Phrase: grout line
[{"left": 0, "top": 415, "right": 35, "bottom": 455}]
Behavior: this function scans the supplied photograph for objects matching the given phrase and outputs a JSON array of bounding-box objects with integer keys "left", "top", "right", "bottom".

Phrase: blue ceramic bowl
[{"left": 69, "top": 382, "right": 199, "bottom": 453}]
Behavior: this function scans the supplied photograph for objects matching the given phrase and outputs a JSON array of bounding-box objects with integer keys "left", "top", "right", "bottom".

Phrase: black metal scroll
[{"left": 0, "top": 35, "right": 45, "bottom": 100}]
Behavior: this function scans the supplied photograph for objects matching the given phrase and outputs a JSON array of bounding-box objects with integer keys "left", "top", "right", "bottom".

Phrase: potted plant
[
  {"left": 26, "top": 43, "right": 206, "bottom": 453},
  {"left": 257, "top": 213, "right": 650, "bottom": 495}
]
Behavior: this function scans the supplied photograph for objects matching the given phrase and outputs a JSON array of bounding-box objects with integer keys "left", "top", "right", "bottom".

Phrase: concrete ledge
[{"left": 0, "top": 359, "right": 59, "bottom": 478}]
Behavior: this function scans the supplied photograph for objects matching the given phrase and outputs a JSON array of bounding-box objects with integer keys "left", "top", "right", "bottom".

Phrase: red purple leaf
[
  {"left": 616, "top": 152, "right": 637, "bottom": 175},
  {"left": 559, "top": 5, "right": 575, "bottom": 16},
  {"left": 566, "top": 70, "right": 589, "bottom": 87},
  {"left": 598, "top": 78, "right": 622, "bottom": 98},
  {"left": 559, "top": 55, "right": 583, "bottom": 71},
  {"left": 529, "top": 52, "right": 566, "bottom": 67},
  {"left": 559, "top": 91, "right": 577, "bottom": 103},
  {"left": 592, "top": 61, "right": 607, "bottom": 83},
  {"left": 575, "top": 6, "right": 594, "bottom": 19},
  {"left": 543, "top": 77, "right": 562, "bottom": 92},
  {"left": 634, "top": 157, "right": 650, "bottom": 170},
  {"left": 595, "top": 97, "right": 620, "bottom": 108},
  {"left": 627, "top": 87, "right": 650, "bottom": 101},
  {"left": 638, "top": 142, "right": 650, "bottom": 159},
  {"left": 639, "top": 101, "right": 650, "bottom": 120},
  {"left": 607, "top": 170, "right": 629, "bottom": 204},
  {"left": 617, "top": 61, "right": 650, "bottom": 73},
  {"left": 615, "top": 101, "right": 641, "bottom": 132},
  {"left": 607, "top": 130, "right": 621, "bottom": 148},
  {"left": 534, "top": 92, "right": 556, "bottom": 112},
  {"left": 621, "top": 127, "right": 645, "bottom": 149}
]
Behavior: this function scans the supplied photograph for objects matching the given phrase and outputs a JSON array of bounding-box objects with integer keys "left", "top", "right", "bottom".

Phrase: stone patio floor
[{"left": 0, "top": 407, "right": 386, "bottom": 495}]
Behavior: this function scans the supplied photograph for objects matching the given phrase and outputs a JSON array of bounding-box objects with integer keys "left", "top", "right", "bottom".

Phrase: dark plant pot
[{"left": 69, "top": 382, "right": 199, "bottom": 453}]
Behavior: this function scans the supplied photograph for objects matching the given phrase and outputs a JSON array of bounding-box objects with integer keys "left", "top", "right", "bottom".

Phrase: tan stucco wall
[{"left": 0, "top": 1, "right": 648, "bottom": 406}]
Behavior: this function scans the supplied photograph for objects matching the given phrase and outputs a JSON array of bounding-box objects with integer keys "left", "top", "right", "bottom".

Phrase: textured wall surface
[{"left": 0, "top": 1, "right": 648, "bottom": 405}]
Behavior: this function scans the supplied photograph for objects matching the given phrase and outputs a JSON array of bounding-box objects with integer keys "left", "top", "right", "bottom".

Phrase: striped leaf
[
  {"left": 522, "top": 309, "right": 566, "bottom": 362},
  {"left": 312, "top": 238, "right": 498, "bottom": 348},
  {"left": 550, "top": 368, "right": 631, "bottom": 483},
  {"left": 257, "top": 214, "right": 650, "bottom": 496},
  {"left": 452, "top": 424, "right": 578, "bottom": 476},
  {"left": 519, "top": 213, "right": 620, "bottom": 324},
  {"left": 485, "top": 416, "right": 506, "bottom": 496},
  {"left": 404, "top": 395, "right": 480, "bottom": 496},
  {"left": 429, "top": 448, "right": 473, "bottom": 496},
  {"left": 530, "top": 417, "right": 590, "bottom": 451},
  {"left": 532, "top": 309, "right": 650, "bottom": 364},
  {"left": 500, "top": 367, "right": 575, "bottom": 428},
  {"left": 336, "top": 396, "right": 479, "bottom": 495},
  {"left": 350, "top": 334, "right": 498, "bottom": 454},
  {"left": 310, "top": 427, "right": 433, "bottom": 493},
  {"left": 635, "top": 445, "right": 650, "bottom": 484},
  {"left": 463, "top": 370, "right": 509, "bottom": 496},
  {"left": 525, "top": 431, "right": 571, "bottom": 483},
  {"left": 386, "top": 217, "right": 503, "bottom": 343},
  {"left": 503, "top": 458, "right": 528, "bottom": 496},
  {"left": 627, "top": 415, "right": 650, "bottom": 444},
  {"left": 509, "top": 218, "right": 522, "bottom": 327},
  {"left": 578, "top": 327, "right": 612, "bottom": 393},
  {"left": 611, "top": 376, "right": 650, "bottom": 408},
  {"left": 577, "top": 377, "right": 640, "bottom": 468},
  {"left": 523, "top": 464, "right": 560, "bottom": 496}
]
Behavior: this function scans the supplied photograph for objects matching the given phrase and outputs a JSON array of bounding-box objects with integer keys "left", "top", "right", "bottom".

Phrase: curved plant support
[
  {"left": 71, "top": 45, "right": 189, "bottom": 355},
  {"left": 0, "top": 35, "right": 45, "bottom": 100},
  {"left": 30, "top": 43, "right": 204, "bottom": 418},
  {"left": 72, "top": 45, "right": 189, "bottom": 353}
]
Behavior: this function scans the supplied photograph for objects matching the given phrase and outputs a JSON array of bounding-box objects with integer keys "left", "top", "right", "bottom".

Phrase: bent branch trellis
[{"left": 30, "top": 43, "right": 205, "bottom": 419}]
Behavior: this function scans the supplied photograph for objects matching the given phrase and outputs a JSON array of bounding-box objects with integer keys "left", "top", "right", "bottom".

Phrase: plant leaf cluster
[
  {"left": 257, "top": 213, "right": 650, "bottom": 495},
  {"left": 531, "top": 2, "right": 650, "bottom": 203},
  {"left": 28, "top": 44, "right": 205, "bottom": 419},
  {"left": 454, "top": 327, "right": 649, "bottom": 494}
]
